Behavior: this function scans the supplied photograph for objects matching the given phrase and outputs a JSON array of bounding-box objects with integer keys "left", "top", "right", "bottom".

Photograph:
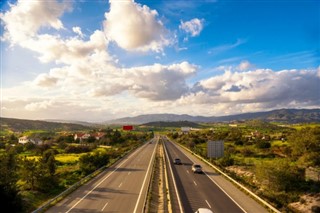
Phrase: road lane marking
[
  {"left": 101, "top": 202, "right": 108, "bottom": 211},
  {"left": 205, "top": 200, "right": 212, "bottom": 209},
  {"left": 118, "top": 182, "right": 122, "bottom": 188},
  {"left": 187, "top": 170, "right": 189, "bottom": 174},
  {"left": 133, "top": 142, "right": 157, "bottom": 213},
  {"left": 163, "top": 141, "right": 184, "bottom": 213},
  {"left": 65, "top": 143, "right": 149, "bottom": 213},
  {"left": 193, "top": 180, "right": 197, "bottom": 186},
  {"left": 168, "top": 139, "right": 248, "bottom": 213}
]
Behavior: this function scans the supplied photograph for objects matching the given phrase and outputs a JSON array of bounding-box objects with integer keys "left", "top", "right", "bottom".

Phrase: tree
[
  {"left": 36, "top": 150, "right": 57, "bottom": 191},
  {"left": 20, "top": 157, "right": 38, "bottom": 190},
  {"left": 86, "top": 135, "right": 96, "bottom": 143},
  {"left": 255, "top": 140, "right": 271, "bottom": 149},
  {"left": 255, "top": 159, "right": 305, "bottom": 192},
  {"left": 288, "top": 127, "right": 320, "bottom": 158},
  {"left": 217, "top": 154, "right": 234, "bottom": 167},
  {"left": 79, "top": 150, "right": 109, "bottom": 175},
  {"left": 0, "top": 150, "right": 23, "bottom": 211}
]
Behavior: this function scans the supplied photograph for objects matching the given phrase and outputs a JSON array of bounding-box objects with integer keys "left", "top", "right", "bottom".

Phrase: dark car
[{"left": 174, "top": 158, "right": 182, "bottom": 165}]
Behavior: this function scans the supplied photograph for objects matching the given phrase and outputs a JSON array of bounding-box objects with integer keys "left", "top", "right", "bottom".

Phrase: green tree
[
  {"left": 255, "top": 140, "right": 271, "bottom": 149},
  {"left": 36, "top": 150, "right": 57, "bottom": 191},
  {"left": 0, "top": 153, "right": 24, "bottom": 213},
  {"left": 288, "top": 128, "right": 320, "bottom": 158},
  {"left": 217, "top": 154, "right": 234, "bottom": 167},
  {"left": 255, "top": 159, "right": 305, "bottom": 192},
  {"left": 20, "top": 157, "right": 38, "bottom": 190},
  {"left": 79, "top": 150, "right": 109, "bottom": 175}
]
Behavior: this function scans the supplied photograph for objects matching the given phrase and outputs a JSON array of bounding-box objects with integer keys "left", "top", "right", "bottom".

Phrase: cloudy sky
[{"left": 1, "top": 0, "right": 319, "bottom": 122}]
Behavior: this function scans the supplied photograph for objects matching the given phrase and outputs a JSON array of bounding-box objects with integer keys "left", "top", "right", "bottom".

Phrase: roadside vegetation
[
  {"left": 167, "top": 120, "right": 320, "bottom": 212},
  {"left": 0, "top": 126, "right": 154, "bottom": 212}
]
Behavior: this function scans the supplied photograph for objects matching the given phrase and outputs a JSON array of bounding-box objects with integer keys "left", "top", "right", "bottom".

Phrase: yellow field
[{"left": 55, "top": 153, "right": 82, "bottom": 163}]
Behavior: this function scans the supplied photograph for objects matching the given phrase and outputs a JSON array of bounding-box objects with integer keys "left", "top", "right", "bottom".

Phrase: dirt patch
[
  {"left": 226, "top": 165, "right": 257, "bottom": 183},
  {"left": 288, "top": 194, "right": 320, "bottom": 213}
]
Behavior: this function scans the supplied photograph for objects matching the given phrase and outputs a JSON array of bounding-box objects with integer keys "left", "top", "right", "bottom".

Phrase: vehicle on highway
[
  {"left": 191, "top": 164, "right": 203, "bottom": 173},
  {"left": 195, "top": 208, "right": 213, "bottom": 213},
  {"left": 173, "top": 158, "right": 182, "bottom": 165}
]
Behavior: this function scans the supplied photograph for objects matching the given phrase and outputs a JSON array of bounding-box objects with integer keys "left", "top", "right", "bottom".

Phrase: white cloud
[
  {"left": 1, "top": 0, "right": 319, "bottom": 121},
  {"left": 34, "top": 73, "right": 59, "bottom": 87},
  {"left": 0, "top": 0, "right": 71, "bottom": 44},
  {"left": 72, "top": 26, "right": 84, "bottom": 38},
  {"left": 208, "top": 39, "right": 246, "bottom": 55},
  {"left": 238, "top": 60, "right": 252, "bottom": 71},
  {"left": 187, "top": 68, "right": 320, "bottom": 110},
  {"left": 25, "top": 100, "right": 55, "bottom": 111},
  {"left": 89, "top": 61, "right": 197, "bottom": 101},
  {"left": 103, "top": 0, "right": 171, "bottom": 52},
  {"left": 179, "top": 18, "right": 204, "bottom": 37}
]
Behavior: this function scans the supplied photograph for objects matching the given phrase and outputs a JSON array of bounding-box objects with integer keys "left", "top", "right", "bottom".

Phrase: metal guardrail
[
  {"left": 168, "top": 136, "right": 281, "bottom": 213},
  {"left": 32, "top": 144, "right": 143, "bottom": 213}
]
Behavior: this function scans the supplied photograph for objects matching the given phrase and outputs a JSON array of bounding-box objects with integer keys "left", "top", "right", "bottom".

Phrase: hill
[
  {"left": 106, "top": 108, "right": 320, "bottom": 124},
  {"left": 0, "top": 117, "right": 92, "bottom": 133},
  {"left": 141, "top": 121, "right": 202, "bottom": 128}
]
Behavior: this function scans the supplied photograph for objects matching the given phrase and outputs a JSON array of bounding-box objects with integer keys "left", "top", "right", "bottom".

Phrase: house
[
  {"left": 92, "top": 132, "right": 105, "bottom": 140},
  {"left": 18, "top": 136, "right": 43, "bottom": 145},
  {"left": 18, "top": 136, "right": 29, "bottom": 144},
  {"left": 74, "top": 133, "right": 91, "bottom": 141},
  {"left": 74, "top": 132, "right": 105, "bottom": 142}
]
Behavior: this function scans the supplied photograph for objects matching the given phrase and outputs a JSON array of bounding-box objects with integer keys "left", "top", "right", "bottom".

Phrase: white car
[
  {"left": 195, "top": 208, "right": 213, "bottom": 213},
  {"left": 191, "top": 164, "right": 203, "bottom": 173}
]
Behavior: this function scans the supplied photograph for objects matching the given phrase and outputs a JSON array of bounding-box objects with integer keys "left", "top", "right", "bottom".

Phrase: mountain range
[
  {"left": 106, "top": 108, "right": 320, "bottom": 124},
  {"left": 1, "top": 109, "right": 319, "bottom": 132}
]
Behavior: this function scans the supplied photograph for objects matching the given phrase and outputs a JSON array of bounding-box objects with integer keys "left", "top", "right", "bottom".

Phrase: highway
[
  {"left": 46, "top": 137, "right": 157, "bottom": 213},
  {"left": 163, "top": 136, "right": 268, "bottom": 213}
]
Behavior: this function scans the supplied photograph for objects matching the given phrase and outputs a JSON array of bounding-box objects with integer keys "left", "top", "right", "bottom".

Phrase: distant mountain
[
  {"left": 106, "top": 108, "right": 320, "bottom": 124},
  {"left": 44, "top": 119, "right": 97, "bottom": 126},
  {"left": 107, "top": 114, "right": 210, "bottom": 124},
  {"left": 141, "top": 121, "right": 202, "bottom": 128},
  {"left": 1, "top": 117, "right": 93, "bottom": 132}
]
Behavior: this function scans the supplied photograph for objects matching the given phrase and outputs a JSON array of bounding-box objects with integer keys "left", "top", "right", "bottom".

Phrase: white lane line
[
  {"left": 169, "top": 139, "right": 248, "bottom": 213},
  {"left": 118, "top": 182, "right": 123, "bottom": 188},
  {"left": 133, "top": 143, "right": 157, "bottom": 213},
  {"left": 163, "top": 140, "right": 184, "bottom": 213},
  {"left": 205, "top": 200, "right": 212, "bottom": 209},
  {"left": 193, "top": 180, "right": 197, "bottom": 186},
  {"left": 66, "top": 144, "right": 148, "bottom": 213},
  {"left": 101, "top": 202, "right": 108, "bottom": 211}
]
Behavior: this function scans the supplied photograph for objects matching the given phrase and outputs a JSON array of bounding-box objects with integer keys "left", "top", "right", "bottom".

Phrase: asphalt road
[
  {"left": 163, "top": 136, "right": 268, "bottom": 213},
  {"left": 46, "top": 138, "right": 157, "bottom": 213}
]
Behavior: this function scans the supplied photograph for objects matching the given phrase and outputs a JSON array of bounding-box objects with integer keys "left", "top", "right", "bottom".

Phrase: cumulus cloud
[
  {"left": 179, "top": 18, "right": 204, "bottom": 37},
  {"left": 25, "top": 100, "right": 55, "bottom": 111},
  {"left": 34, "top": 73, "right": 59, "bottom": 87},
  {"left": 103, "top": 0, "right": 171, "bottom": 52},
  {"left": 0, "top": 0, "right": 71, "bottom": 44},
  {"left": 186, "top": 68, "right": 320, "bottom": 111},
  {"left": 125, "top": 62, "right": 197, "bottom": 100},
  {"left": 1, "top": 0, "right": 319, "bottom": 121},
  {"left": 90, "top": 61, "right": 197, "bottom": 101}
]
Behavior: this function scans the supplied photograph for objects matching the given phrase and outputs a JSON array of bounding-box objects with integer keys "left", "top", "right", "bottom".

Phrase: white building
[{"left": 18, "top": 136, "right": 43, "bottom": 145}]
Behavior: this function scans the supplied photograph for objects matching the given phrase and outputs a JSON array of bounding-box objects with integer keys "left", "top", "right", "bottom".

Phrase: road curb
[{"left": 168, "top": 136, "right": 281, "bottom": 213}]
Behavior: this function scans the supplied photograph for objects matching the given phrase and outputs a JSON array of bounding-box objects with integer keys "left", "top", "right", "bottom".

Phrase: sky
[{"left": 0, "top": 0, "right": 319, "bottom": 122}]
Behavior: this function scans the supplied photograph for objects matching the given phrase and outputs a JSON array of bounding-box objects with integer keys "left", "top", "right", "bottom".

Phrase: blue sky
[{"left": 1, "top": 0, "right": 319, "bottom": 121}]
